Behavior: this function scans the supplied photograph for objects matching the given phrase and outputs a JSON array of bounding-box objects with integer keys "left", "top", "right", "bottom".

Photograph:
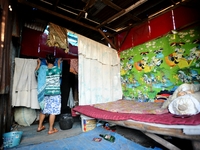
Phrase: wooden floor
[{"left": 6, "top": 116, "right": 194, "bottom": 150}]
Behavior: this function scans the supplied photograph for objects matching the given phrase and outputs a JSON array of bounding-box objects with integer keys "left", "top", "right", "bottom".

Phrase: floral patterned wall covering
[{"left": 120, "top": 25, "right": 200, "bottom": 102}]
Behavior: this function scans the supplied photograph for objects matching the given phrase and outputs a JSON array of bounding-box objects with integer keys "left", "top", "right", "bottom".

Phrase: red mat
[{"left": 73, "top": 105, "right": 200, "bottom": 125}]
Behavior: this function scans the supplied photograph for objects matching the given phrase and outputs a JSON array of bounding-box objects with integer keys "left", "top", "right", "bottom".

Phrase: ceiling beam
[
  {"left": 53, "top": 0, "right": 60, "bottom": 10},
  {"left": 18, "top": 0, "right": 117, "bottom": 49},
  {"left": 18, "top": 0, "right": 120, "bottom": 33},
  {"left": 107, "top": 0, "right": 148, "bottom": 24},
  {"left": 76, "top": 0, "right": 96, "bottom": 20},
  {"left": 101, "top": 0, "right": 141, "bottom": 21},
  {"left": 17, "top": 0, "right": 98, "bottom": 32},
  {"left": 97, "top": 0, "right": 147, "bottom": 28},
  {"left": 98, "top": 29, "right": 116, "bottom": 49},
  {"left": 96, "top": 9, "right": 126, "bottom": 29},
  {"left": 101, "top": 0, "right": 122, "bottom": 11},
  {"left": 133, "top": 0, "right": 166, "bottom": 16}
]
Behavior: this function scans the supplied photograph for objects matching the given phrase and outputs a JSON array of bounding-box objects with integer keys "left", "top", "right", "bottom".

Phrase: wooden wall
[{"left": 0, "top": 0, "right": 16, "bottom": 147}]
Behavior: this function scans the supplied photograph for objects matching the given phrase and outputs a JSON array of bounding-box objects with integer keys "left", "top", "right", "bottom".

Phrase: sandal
[
  {"left": 48, "top": 128, "right": 58, "bottom": 135},
  {"left": 37, "top": 125, "right": 46, "bottom": 132}
]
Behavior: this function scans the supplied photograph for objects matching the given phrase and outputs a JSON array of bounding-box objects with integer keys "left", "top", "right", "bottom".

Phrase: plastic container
[
  {"left": 81, "top": 115, "right": 96, "bottom": 132},
  {"left": 59, "top": 113, "right": 74, "bottom": 130},
  {"left": 3, "top": 131, "right": 23, "bottom": 149}
]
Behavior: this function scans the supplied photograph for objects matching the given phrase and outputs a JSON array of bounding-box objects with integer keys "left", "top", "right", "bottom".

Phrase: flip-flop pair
[
  {"left": 37, "top": 125, "right": 46, "bottom": 132},
  {"left": 48, "top": 128, "right": 58, "bottom": 135}
]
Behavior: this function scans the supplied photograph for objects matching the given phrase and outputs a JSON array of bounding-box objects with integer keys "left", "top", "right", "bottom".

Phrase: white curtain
[{"left": 78, "top": 34, "right": 122, "bottom": 105}]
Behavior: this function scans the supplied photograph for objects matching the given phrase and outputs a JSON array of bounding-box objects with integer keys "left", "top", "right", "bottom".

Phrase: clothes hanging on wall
[
  {"left": 12, "top": 58, "right": 40, "bottom": 109},
  {"left": 67, "top": 88, "right": 75, "bottom": 108}
]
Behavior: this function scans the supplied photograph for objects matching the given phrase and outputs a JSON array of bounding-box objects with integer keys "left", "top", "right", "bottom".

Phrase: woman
[{"left": 35, "top": 54, "right": 62, "bottom": 134}]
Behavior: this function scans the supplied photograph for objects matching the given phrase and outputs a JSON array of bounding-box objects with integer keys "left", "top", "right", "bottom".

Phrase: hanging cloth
[
  {"left": 78, "top": 34, "right": 122, "bottom": 105},
  {"left": 46, "top": 22, "right": 69, "bottom": 52},
  {"left": 12, "top": 58, "right": 40, "bottom": 109}
]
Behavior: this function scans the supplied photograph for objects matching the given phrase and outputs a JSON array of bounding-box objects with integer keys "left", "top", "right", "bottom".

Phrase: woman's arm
[
  {"left": 57, "top": 58, "right": 62, "bottom": 68},
  {"left": 35, "top": 59, "right": 41, "bottom": 71}
]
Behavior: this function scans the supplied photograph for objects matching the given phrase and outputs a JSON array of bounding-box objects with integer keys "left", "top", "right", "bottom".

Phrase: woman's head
[{"left": 46, "top": 54, "right": 55, "bottom": 64}]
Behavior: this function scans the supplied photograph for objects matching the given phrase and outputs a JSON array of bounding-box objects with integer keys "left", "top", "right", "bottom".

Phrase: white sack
[
  {"left": 162, "top": 83, "right": 200, "bottom": 108},
  {"left": 14, "top": 107, "right": 37, "bottom": 126},
  {"left": 169, "top": 92, "right": 200, "bottom": 115}
]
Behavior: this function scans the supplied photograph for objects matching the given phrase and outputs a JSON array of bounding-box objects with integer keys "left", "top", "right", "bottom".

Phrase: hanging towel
[
  {"left": 35, "top": 65, "right": 47, "bottom": 110},
  {"left": 12, "top": 58, "right": 40, "bottom": 109}
]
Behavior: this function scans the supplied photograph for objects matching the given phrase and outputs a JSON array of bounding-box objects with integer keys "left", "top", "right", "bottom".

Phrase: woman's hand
[
  {"left": 35, "top": 58, "right": 41, "bottom": 71},
  {"left": 57, "top": 58, "right": 62, "bottom": 68},
  {"left": 37, "top": 59, "right": 41, "bottom": 65}
]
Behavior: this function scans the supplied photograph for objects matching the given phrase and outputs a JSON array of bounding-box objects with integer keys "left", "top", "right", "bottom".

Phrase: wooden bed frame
[
  {"left": 103, "top": 119, "right": 200, "bottom": 150},
  {"left": 72, "top": 101, "right": 200, "bottom": 150}
]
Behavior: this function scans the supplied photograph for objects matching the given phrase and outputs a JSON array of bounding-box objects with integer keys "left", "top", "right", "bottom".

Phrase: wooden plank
[
  {"left": 106, "top": 120, "right": 200, "bottom": 140},
  {"left": 144, "top": 132, "right": 181, "bottom": 150},
  {"left": 76, "top": 0, "right": 96, "bottom": 20},
  {"left": 98, "top": 29, "right": 116, "bottom": 49},
  {"left": 101, "top": 0, "right": 141, "bottom": 22}
]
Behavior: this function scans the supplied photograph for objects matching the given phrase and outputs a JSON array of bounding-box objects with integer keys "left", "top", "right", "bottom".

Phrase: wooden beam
[
  {"left": 133, "top": 0, "right": 166, "bottom": 16},
  {"left": 53, "top": 0, "right": 60, "bottom": 10},
  {"left": 107, "top": 0, "right": 148, "bottom": 24},
  {"left": 98, "top": 29, "right": 116, "bottom": 49},
  {"left": 105, "top": 120, "right": 200, "bottom": 140},
  {"left": 101, "top": 0, "right": 141, "bottom": 22},
  {"left": 101, "top": 0, "right": 122, "bottom": 11},
  {"left": 97, "top": 0, "right": 147, "bottom": 28},
  {"left": 96, "top": 10, "right": 126, "bottom": 28},
  {"left": 144, "top": 132, "right": 181, "bottom": 150},
  {"left": 17, "top": 0, "right": 98, "bottom": 32},
  {"left": 76, "top": 0, "right": 96, "bottom": 20}
]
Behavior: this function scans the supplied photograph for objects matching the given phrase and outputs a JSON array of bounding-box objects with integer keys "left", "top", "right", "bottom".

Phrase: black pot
[{"left": 59, "top": 113, "right": 74, "bottom": 130}]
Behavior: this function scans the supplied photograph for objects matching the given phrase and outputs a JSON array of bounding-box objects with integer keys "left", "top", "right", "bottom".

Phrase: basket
[
  {"left": 59, "top": 113, "right": 74, "bottom": 130},
  {"left": 3, "top": 131, "right": 23, "bottom": 149}
]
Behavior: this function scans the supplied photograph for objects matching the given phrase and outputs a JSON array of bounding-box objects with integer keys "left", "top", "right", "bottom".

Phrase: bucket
[
  {"left": 3, "top": 131, "right": 23, "bottom": 149},
  {"left": 59, "top": 113, "right": 74, "bottom": 130}
]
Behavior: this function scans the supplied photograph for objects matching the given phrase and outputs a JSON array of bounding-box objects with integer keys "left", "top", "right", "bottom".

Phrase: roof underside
[{"left": 15, "top": 0, "right": 200, "bottom": 48}]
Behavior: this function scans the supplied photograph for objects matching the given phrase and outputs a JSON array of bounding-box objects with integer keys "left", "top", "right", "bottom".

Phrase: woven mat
[{"left": 12, "top": 127, "right": 161, "bottom": 150}]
